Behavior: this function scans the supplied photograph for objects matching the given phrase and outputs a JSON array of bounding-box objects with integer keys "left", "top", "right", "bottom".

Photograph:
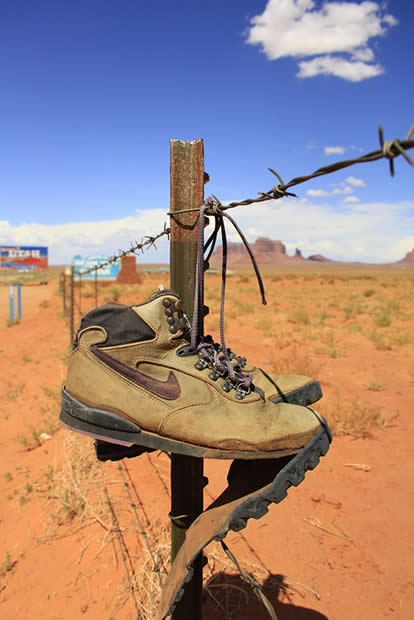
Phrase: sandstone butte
[
  {"left": 397, "top": 248, "right": 414, "bottom": 264},
  {"left": 210, "top": 237, "right": 331, "bottom": 265}
]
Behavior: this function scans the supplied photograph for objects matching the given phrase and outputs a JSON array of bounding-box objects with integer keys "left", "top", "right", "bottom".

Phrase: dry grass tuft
[
  {"left": 41, "top": 430, "right": 114, "bottom": 532},
  {"left": 318, "top": 394, "right": 398, "bottom": 438},
  {"left": 109, "top": 519, "right": 170, "bottom": 619},
  {"left": 272, "top": 344, "right": 324, "bottom": 379}
]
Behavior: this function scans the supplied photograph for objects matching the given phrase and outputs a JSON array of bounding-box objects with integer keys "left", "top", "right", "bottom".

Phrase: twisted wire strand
[{"left": 74, "top": 224, "right": 170, "bottom": 277}]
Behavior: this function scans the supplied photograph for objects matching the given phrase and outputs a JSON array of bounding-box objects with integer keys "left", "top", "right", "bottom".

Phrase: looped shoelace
[{"left": 190, "top": 196, "right": 267, "bottom": 398}]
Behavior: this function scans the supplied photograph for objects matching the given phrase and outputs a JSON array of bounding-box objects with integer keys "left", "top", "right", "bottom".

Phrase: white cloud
[
  {"left": 247, "top": 0, "right": 397, "bottom": 81},
  {"left": 2, "top": 199, "right": 413, "bottom": 265},
  {"left": 343, "top": 195, "right": 360, "bottom": 203},
  {"left": 306, "top": 189, "right": 330, "bottom": 197},
  {"left": 324, "top": 146, "right": 345, "bottom": 155},
  {"left": 0, "top": 210, "right": 171, "bottom": 265},
  {"left": 351, "top": 47, "right": 374, "bottom": 62},
  {"left": 297, "top": 55, "right": 383, "bottom": 81},
  {"left": 345, "top": 176, "right": 365, "bottom": 187},
  {"left": 246, "top": 226, "right": 265, "bottom": 236},
  {"left": 332, "top": 186, "right": 353, "bottom": 195},
  {"left": 214, "top": 198, "right": 414, "bottom": 262},
  {"left": 393, "top": 237, "right": 414, "bottom": 257}
]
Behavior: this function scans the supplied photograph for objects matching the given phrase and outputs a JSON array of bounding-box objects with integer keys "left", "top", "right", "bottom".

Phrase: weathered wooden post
[
  {"left": 94, "top": 266, "right": 98, "bottom": 308},
  {"left": 169, "top": 139, "right": 204, "bottom": 619},
  {"left": 60, "top": 273, "right": 66, "bottom": 316}
]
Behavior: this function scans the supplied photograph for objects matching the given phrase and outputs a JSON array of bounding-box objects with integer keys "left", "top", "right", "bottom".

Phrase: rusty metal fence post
[{"left": 169, "top": 139, "right": 204, "bottom": 620}]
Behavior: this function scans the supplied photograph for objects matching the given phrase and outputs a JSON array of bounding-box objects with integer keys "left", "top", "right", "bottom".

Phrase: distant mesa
[
  {"left": 397, "top": 249, "right": 414, "bottom": 265},
  {"left": 210, "top": 237, "right": 331, "bottom": 265},
  {"left": 308, "top": 254, "right": 332, "bottom": 262}
]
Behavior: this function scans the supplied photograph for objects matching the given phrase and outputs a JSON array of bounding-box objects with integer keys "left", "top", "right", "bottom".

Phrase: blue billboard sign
[
  {"left": 72, "top": 255, "right": 120, "bottom": 281},
  {"left": 0, "top": 246, "right": 48, "bottom": 271}
]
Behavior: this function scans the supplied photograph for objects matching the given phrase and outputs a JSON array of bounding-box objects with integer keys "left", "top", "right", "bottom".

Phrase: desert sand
[{"left": 0, "top": 265, "right": 413, "bottom": 619}]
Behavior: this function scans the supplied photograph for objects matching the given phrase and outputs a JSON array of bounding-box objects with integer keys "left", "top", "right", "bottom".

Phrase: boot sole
[
  {"left": 60, "top": 386, "right": 328, "bottom": 461},
  {"left": 160, "top": 417, "right": 332, "bottom": 618},
  {"left": 271, "top": 380, "right": 323, "bottom": 406}
]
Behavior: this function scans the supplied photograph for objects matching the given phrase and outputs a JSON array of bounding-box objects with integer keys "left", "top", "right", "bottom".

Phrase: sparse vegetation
[
  {"left": 319, "top": 395, "right": 397, "bottom": 438},
  {"left": 109, "top": 286, "right": 121, "bottom": 301},
  {"left": 0, "top": 552, "right": 15, "bottom": 577},
  {"left": 372, "top": 310, "right": 392, "bottom": 327},
  {"left": 5, "top": 382, "right": 25, "bottom": 401},
  {"left": 369, "top": 329, "right": 392, "bottom": 351},
  {"left": 13, "top": 415, "right": 60, "bottom": 451},
  {"left": 289, "top": 305, "right": 310, "bottom": 325},
  {"left": 365, "top": 380, "right": 388, "bottom": 391}
]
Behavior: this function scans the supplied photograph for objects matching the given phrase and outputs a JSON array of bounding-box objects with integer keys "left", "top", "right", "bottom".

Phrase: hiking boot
[{"left": 60, "top": 291, "right": 324, "bottom": 459}]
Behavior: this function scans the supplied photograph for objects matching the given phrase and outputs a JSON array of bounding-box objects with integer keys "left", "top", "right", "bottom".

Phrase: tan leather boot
[{"left": 61, "top": 291, "right": 324, "bottom": 459}]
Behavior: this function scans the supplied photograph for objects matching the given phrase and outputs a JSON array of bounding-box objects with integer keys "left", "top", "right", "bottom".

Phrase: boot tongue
[{"left": 132, "top": 290, "right": 191, "bottom": 348}]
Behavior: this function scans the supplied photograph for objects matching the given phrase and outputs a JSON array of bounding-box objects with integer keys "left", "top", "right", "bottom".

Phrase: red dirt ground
[{"left": 0, "top": 269, "right": 413, "bottom": 619}]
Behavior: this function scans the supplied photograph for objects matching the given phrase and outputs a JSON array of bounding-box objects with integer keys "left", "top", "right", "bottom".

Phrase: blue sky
[{"left": 0, "top": 0, "right": 413, "bottom": 264}]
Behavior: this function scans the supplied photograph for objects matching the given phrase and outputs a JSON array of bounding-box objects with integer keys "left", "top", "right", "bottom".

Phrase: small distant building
[
  {"left": 116, "top": 255, "right": 142, "bottom": 284},
  {"left": 72, "top": 254, "right": 121, "bottom": 280},
  {"left": 0, "top": 246, "right": 48, "bottom": 271}
]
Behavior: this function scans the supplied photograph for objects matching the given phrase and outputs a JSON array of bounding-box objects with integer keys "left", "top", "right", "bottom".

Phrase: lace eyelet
[{"left": 208, "top": 370, "right": 220, "bottom": 381}]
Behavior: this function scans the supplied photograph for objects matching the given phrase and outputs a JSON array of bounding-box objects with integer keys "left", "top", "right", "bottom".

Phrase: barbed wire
[
  {"left": 71, "top": 124, "right": 413, "bottom": 278},
  {"left": 74, "top": 223, "right": 170, "bottom": 276},
  {"left": 168, "top": 123, "right": 414, "bottom": 215}
]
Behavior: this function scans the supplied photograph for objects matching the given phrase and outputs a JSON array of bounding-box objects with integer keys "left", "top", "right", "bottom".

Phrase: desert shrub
[
  {"left": 289, "top": 305, "right": 310, "bottom": 325},
  {"left": 369, "top": 329, "right": 392, "bottom": 350},
  {"left": 318, "top": 394, "right": 397, "bottom": 438},
  {"left": 372, "top": 311, "right": 391, "bottom": 328},
  {"left": 109, "top": 286, "right": 121, "bottom": 301}
]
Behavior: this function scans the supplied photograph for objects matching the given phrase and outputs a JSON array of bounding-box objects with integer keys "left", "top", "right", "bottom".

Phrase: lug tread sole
[{"left": 160, "top": 422, "right": 331, "bottom": 618}]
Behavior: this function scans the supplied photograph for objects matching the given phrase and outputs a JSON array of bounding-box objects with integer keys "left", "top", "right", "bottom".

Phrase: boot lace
[{"left": 189, "top": 197, "right": 267, "bottom": 400}]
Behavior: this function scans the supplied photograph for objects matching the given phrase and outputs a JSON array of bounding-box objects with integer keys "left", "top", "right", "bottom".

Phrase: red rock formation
[
  {"left": 308, "top": 254, "right": 332, "bottom": 262},
  {"left": 397, "top": 249, "right": 414, "bottom": 265},
  {"left": 211, "top": 238, "right": 319, "bottom": 265}
]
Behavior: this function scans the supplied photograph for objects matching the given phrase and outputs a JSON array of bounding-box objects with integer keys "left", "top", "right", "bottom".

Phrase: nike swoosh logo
[{"left": 91, "top": 345, "right": 181, "bottom": 400}]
